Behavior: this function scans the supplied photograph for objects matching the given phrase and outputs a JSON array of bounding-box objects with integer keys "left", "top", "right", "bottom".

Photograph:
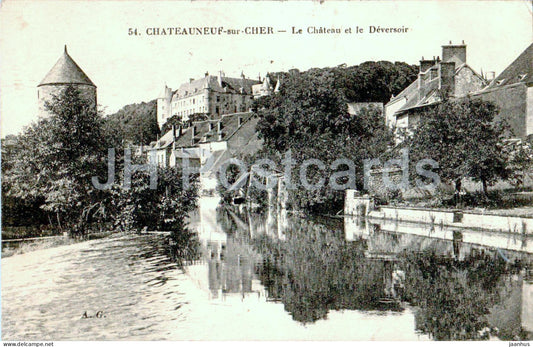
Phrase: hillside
[{"left": 104, "top": 100, "right": 159, "bottom": 146}]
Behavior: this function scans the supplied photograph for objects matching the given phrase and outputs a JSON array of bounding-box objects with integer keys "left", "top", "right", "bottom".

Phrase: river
[{"left": 2, "top": 197, "right": 532, "bottom": 340}]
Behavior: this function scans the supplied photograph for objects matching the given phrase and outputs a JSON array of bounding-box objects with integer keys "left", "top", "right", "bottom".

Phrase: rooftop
[
  {"left": 38, "top": 46, "right": 95, "bottom": 87},
  {"left": 485, "top": 43, "right": 533, "bottom": 89},
  {"left": 173, "top": 75, "right": 260, "bottom": 99}
]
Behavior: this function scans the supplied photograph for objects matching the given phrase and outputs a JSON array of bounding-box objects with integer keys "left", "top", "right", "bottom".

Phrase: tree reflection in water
[
  {"left": 252, "top": 219, "right": 400, "bottom": 323},
  {"left": 402, "top": 249, "right": 529, "bottom": 340},
  {"left": 247, "top": 215, "right": 531, "bottom": 340}
]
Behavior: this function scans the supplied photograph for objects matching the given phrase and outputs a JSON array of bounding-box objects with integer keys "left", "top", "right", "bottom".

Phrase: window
[{"left": 216, "top": 95, "right": 220, "bottom": 103}]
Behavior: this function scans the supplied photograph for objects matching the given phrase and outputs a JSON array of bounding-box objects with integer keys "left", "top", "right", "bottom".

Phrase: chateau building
[
  {"left": 385, "top": 42, "right": 486, "bottom": 134},
  {"left": 38, "top": 46, "right": 97, "bottom": 118},
  {"left": 157, "top": 72, "right": 262, "bottom": 129}
]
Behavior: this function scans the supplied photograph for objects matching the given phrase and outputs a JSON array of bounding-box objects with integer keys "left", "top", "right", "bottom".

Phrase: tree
[
  {"left": 160, "top": 114, "right": 184, "bottom": 135},
  {"left": 253, "top": 67, "right": 394, "bottom": 211},
  {"left": 103, "top": 100, "right": 159, "bottom": 146},
  {"left": 504, "top": 138, "right": 533, "bottom": 188},
  {"left": 187, "top": 113, "right": 209, "bottom": 123},
  {"left": 333, "top": 61, "right": 418, "bottom": 103},
  {"left": 112, "top": 167, "right": 199, "bottom": 232},
  {"left": 4, "top": 85, "right": 108, "bottom": 233},
  {"left": 407, "top": 98, "right": 510, "bottom": 197},
  {"left": 160, "top": 113, "right": 209, "bottom": 135}
]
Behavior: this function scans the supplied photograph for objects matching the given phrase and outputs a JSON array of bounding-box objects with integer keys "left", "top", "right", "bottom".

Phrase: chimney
[
  {"left": 419, "top": 56, "right": 437, "bottom": 73},
  {"left": 442, "top": 42, "right": 467, "bottom": 65},
  {"left": 191, "top": 125, "right": 196, "bottom": 146},
  {"left": 440, "top": 62, "right": 456, "bottom": 97},
  {"left": 218, "top": 71, "right": 224, "bottom": 87},
  {"left": 429, "top": 66, "right": 439, "bottom": 80},
  {"left": 205, "top": 71, "right": 209, "bottom": 77},
  {"left": 418, "top": 70, "right": 430, "bottom": 99},
  {"left": 217, "top": 121, "right": 222, "bottom": 141},
  {"left": 189, "top": 78, "right": 194, "bottom": 83}
]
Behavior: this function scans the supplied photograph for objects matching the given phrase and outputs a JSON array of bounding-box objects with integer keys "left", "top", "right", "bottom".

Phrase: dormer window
[
  {"left": 496, "top": 79, "right": 505, "bottom": 86},
  {"left": 519, "top": 74, "right": 527, "bottom": 81}
]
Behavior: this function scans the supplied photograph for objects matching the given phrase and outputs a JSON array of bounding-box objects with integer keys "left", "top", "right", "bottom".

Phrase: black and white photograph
[{"left": 0, "top": 0, "right": 532, "bottom": 343}]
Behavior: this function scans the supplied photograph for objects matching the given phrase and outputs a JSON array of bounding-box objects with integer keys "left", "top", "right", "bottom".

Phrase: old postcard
[{"left": 1, "top": 0, "right": 532, "bottom": 344}]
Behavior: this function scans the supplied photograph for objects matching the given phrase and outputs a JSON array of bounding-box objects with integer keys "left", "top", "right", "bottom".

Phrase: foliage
[
  {"left": 103, "top": 100, "right": 159, "bottom": 146},
  {"left": 111, "top": 167, "right": 199, "bottom": 232},
  {"left": 187, "top": 113, "right": 209, "bottom": 123},
  {"left": 3, "top": 85, "right": 109, "bottom": 233},
  {"left": 1, "top": 137, "right": 49, "bottom": 227},
  {"left": 216, "top": 163, "right": 244, "bottom": 204},
  {"left": 504, "top": 138, "right": 533, "bottom": 188},
  {"left": 407, "top": 98, "right": 510, "bottom": 196},
  {"left": 160, "top": 114, "right": 184, "bottom": 135},
  {"left": 161, "top": 113, "right": 210, "bottom": 135},
  {"left": 252, "top": 65, "right": 400, "bottom": 211},
  {"left": 3, "top": 87, "right": 200, "bottom": 240},
  {"left": 332, "top": 61, "right": 419, "bottom": 103}
]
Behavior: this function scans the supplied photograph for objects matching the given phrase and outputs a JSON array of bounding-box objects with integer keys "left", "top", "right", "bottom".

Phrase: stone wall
[
  {"left": 377, "top": 206, "right": 533, "bottom": 234},
  {"left": 455, "top": 66, "right": 485, "bottom": 97},
  {"left": 474, "top": 83, "right": 527, "bottom": 139}
]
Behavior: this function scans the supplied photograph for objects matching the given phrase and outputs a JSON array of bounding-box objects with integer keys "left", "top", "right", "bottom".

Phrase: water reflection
[
  {"left": 4, "top": 197, "right": 530, "bottom": 340},
  {"left": 188, "top": 198, "right": 533, "bottom": 340}
]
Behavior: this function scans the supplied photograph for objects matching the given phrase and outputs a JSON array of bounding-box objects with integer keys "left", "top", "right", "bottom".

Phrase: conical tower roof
[{"left": 38, "top": 46, "right": 95, "bottom": 87}]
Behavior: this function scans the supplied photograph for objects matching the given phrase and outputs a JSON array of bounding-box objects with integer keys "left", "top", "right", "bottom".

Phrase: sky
[{"left": 0, "top": 0, "right": 531, "bottom": 136}]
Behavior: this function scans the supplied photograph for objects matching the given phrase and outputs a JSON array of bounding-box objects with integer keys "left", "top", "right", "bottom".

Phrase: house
[
  {"left": 252, "top": 75, "right": 281, "bottom": 98},
  {"left": 473, "top": 43, "right": 533, "bottom": 140},
  {"left": 385, "top": 42, "right": 487, "bottom": 135},
  {"left": 149, "top": 112, "right": 263, "bottom": 194}
]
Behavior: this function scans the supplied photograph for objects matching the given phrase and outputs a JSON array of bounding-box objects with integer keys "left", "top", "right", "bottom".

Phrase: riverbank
[
  {"left": 345, "top": 190, "right": 533, "bottom": 235},
  {"left": 1, "top": 230, "right": 122, "bottom": 258},
  {"left": 371, "top": 206, "right": 532, "bottom": 234}
]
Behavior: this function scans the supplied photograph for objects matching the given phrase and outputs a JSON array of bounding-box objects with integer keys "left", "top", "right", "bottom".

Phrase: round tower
[{"left": 37, "top": 45, "right": 96, "bottom": 118}]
